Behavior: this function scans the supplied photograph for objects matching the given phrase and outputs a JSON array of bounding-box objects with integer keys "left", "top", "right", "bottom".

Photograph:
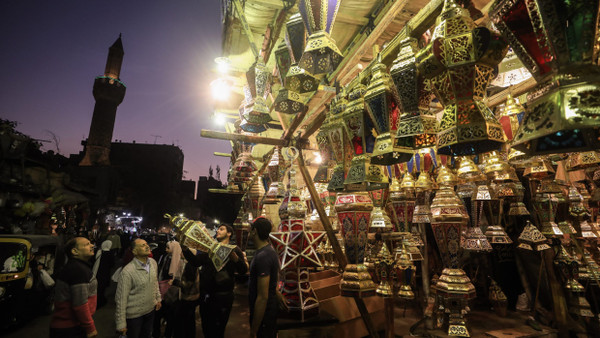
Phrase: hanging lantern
[
  {"left": 491, "top": 0, "right": 600, "bottom": 155},
  {"left": 246, "top": 177, "right": 265, "bottom": 220},
  {"left": 567, "top": 151, "right": 600, "bottom": 171},
  {"left": 297, "top": 0, "right": 343, "bottom": 75},
  {"left": 243, "top": 60, "right": 272, "bottom": 125},
  {"left": 369, "top": 188, "right": 393, "bottom": 231},
  {"left": 326, "top": 90, "right": 353, "bottom": 192},
  {"left": 313, "top": 120, "right": 333, "bottom": 183},
  {"left": 489, "top": 48, "right": 533, "bottom": 88},
  {"left": 437, "top": 164, "right": 458, "bottom": 188},
  {"left": 387, "top": 176, "right": 415, "bottom": 233},
  {"left": 335, "top": 192, "right": 377, "bottom": 297},
  {"left": 233, "top": 210, "right": 250, "bottom": 250},
  {"left": 391, "top": 38, "right": 437, "bottom": 156},
  {"left": 364, "top": 53, "right": 407, "bottom": 165},
  {"left": 342, "top": 85, "right": 388, "bottom": 191},
  {"left": 416, "top": 0, "right": 508, "bottom": 157},
  {"left": 264, "top": 148, "right": 287, "bottom": 204},
  {"left": 239, "top": 88, "right": 267, "bottom": 133},
  {"left": 498, "top": 93, "right": 525, "bottom": 142},
  {"left": 274, "top": 40, "right": 292, "bottom": 86},
  {"left": 230, "top": 142, "right": 257, "bottom": 190}
]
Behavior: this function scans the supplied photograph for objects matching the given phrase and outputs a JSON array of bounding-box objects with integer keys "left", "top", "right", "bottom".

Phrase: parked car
[{"left": 0, "top": 234, "right": 65, "bottom": 328}]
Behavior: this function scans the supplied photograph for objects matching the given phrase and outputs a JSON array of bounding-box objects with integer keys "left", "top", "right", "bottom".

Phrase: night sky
[{"left": 1, "top": 0, "right": 231, "bottom": 183}]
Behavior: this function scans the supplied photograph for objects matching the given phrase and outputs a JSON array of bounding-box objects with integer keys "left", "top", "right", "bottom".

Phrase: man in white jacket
[{"left": 115, "top": 239, "right": 162, "bottom": 338}]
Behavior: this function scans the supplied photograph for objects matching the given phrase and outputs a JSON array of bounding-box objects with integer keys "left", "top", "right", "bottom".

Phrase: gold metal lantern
[{"left": 416, "top": 0, "right": 508, "bottom": 156}]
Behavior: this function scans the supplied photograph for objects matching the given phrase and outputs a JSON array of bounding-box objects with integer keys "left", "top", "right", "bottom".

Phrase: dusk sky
[{"left": 1, "top": 0, "right": 231, "bottom": 182}]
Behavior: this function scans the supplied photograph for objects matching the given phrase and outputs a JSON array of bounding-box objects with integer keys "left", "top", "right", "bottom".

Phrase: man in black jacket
[{"left": 182, "top": 224, "right": 248, "bottom": 338}]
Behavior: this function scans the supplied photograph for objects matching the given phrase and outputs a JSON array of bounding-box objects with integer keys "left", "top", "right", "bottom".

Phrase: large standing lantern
[
  {"left": 491, "top": 0, "right": 600, "bottom": 155},
  {"left": 298, "top": 0, "right": 343, "bottom": 75},
  {"left": 416, "top": 0, "right": 508, "bottom": 156},
  {"left": 335, "top": 192, "right": 377, "bottom": 297}
]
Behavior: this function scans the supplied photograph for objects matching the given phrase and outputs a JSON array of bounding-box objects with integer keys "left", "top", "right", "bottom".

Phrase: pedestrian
[
  {"left": 154, "top": 240, "right": 184, "bottom": 338},
  {"left": 107, "top": 230, "right": 122, "bottom": 258},
  {"left": 115, "top": 238, "right": 162, "bottom": 338},
  {"left": 171, "top": 259, "right": 200, "bottom": 338},
  {"left": 49, "top": 237, "right": 98, "bottom": 338},
  {"left": 248, "top": 217, "right": 281, "bottom": 338},
  {"left": 92, "top": 240, "right": 115, "bottom": 308},
  {"left": 182, "top": 224, "right": 248, "bottom": 338}
]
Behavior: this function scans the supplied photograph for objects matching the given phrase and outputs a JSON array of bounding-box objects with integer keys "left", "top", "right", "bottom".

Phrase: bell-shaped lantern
[
  {"left": 243, "top": 60, "right": 272, "bottom": 125},
  {"left": 342, "top": 85, "right": 388, "bottom": 191},
  {"left": 391, "top": 38, "right": 437, "bottom": 156},
  {"left": 491, "top": 0, "right": 600, "bottom": 155},
  {"left": 298, "top": 0, "right": 343, "bottom": 75},
  {"left": 365, "top": 52, "right": 407, "bottom": 165},
  {"left": 498, "top": 93, "right": 525, "bottom": 142},
  {"left": 416, "top": 0, "right": 508, "bottom": 156}
]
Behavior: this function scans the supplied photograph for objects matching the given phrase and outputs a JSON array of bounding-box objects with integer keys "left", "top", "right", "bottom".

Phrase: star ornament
[{"left": 270, "top": 227, "right": 326, "bottom": 269}]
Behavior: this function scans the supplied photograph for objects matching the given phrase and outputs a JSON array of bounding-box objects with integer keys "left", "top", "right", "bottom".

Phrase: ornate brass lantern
[
  {"left": 246, "top": 177, "right": 265, "bottom": 219},
  {"left": 532, "top": 180, "right": 565, "bottom": 237},
  {"left": 243, "top": 60, "right": 272, "bottom": 125},
  {"left": 498, "top": 93, "right": 525, "bottom": 142},
  {"left": 434, "top": 268, "right": 476, "bottom": 337},
  {"left": 394, "top": 245, "right": 416, "bottom": 299},
  {"left": 391, "top": 38, "right": 437, "bottom": 155},
  {"left": 491, "top": 0, "right": 600, "bottom": 155},
  {"left": 335, "top": 192, "right": 377, "bottom": 297},
  {"left": 270, "top": 162, "right": 325, "bottom": 321},
  {"left": 567, "top": 151, "right": 600, "bottom": 171},
  {"left": 387, "top": 176, "right": 415, "bottom": 233},
  {"left": 326, "top": 91, "right": 353, "bottom": 192},
  {"left": 517, "top": 221, "right": 550, "bottom": 251},
  {"left": 374, "top": 244, "right": 395, "bottom": 297},
  {"left": 283, "top": 14, "right": 318, "bottom": 96},
  {"left": 313, "top": 122, "right": 332, "bottom": 183},
  {"left": 230, "top": 142, "right": 257, "bottom": 190},
  {"left": 369, "top": 188, "right": 393, "bottom": 231},
  {"left": 264, "top": 148, "right": 288, "bottom": 204},
  {"left": 165, "top": 214, "right": 236, "bottom": 272},
  {"left": 416, "top": 0, "right": 508, "bottom": 156},
  {"left": 342, "top": 85, "right": 388, "bottom": 191},
  {"left": 365, "top": 54, "right": 407, "bottom": 165},
  {"left": 298, "top": 0, "right": 343, "bottom": 75},
  {"left": 239, "top": 89, "right": 267, "bottom": 133}
]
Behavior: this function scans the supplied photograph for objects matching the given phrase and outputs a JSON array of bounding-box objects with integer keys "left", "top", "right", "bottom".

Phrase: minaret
[{"left": 80, "top": 35, "right": 126, "bottom": 166}]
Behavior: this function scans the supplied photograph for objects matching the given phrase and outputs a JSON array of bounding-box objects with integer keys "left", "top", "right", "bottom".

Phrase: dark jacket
[{"left": 182, "top": 246, "right": 247, "bottom": 295}]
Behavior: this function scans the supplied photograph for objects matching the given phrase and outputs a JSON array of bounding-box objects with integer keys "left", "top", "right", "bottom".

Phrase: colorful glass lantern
[
  {"left": 283, "top": 14, "right": 318, "bottom": 96},
  {"left": 230, "top": 143, "right": 257, "bottom": 189},
  {"left": 491, "top": 0, "right": 600, "bottom": 155},
  {"left": 498, "top": 93, "right": 525, "bottom": 142},
  {"left": 416, "top": 0, "right": 508, "bottom": 156},
  {"left": 298, "top": 0, "right": 343, "bottom": 75},
  {"left": 270, "top": 161, "right": 326, "bottom": 321},
  {"left": 243, "top": 60, "right": 272, "bottom": 125},
  {"left": 365, "top": 54, "right": 406, "bottom": 165},
  {"left": 387, "top": 176, "right": 415, "bottom": 233},
  {"left": 374, "top": 244, "right": 395, "bottom": 297},
  {"left": 335, "top": 192, "right": 377, "bottom": 297},
  {"left": 431, "top": 186, "right": 470, "bottom": 269},
  {"left": 246, "top": 177, "right": 265, "bottom": 219},
  {"left": 391, "top": 38, "right": 437, "bottom": 155},
  {"left": 394, "top": 245, "right": 416, "bottom": 299},
  {"left": 342, "top": 85, "right": 388, "bottom": 191},
  {"left": 490, "top": 48, "right": 533, "bottom": 88}
]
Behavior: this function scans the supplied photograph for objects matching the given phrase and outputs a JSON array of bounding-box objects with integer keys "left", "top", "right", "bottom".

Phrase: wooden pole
[
  {"left": 297, "top": 149, "right": 380, "bottom": 338},
  {"left": 232, "top": 0, "right": 259, "bottom": 58},
  {"left": 201, "top": 130, "right": 288, "bottom": 147}
]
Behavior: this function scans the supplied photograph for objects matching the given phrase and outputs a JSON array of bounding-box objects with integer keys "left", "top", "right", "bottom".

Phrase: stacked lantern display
[
  {"left": 269, "top": 162, "right": 325, "bottom": 320},
  {"left": 491, "top": 0, "right": 600, "bottom": 155},
  {"left": 416, "top": 0, "right": 508, "bottom": 156},
  {"left": 431, "top": 163, "right": 476, "bottom": 337}
]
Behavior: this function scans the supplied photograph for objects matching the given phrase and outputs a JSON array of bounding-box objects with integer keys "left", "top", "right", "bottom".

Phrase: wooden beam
[
  {"left": 296, "top": 150, "right": 347, "bottom": 269},
  {"left": 214, "top": 152, "right": 232, "bottom": 157},
  {"left": 201, "top": 130, "right": 288, "bottom": 147},
  {"left": 487, "top": 77, "right": 537, "bottom": 108},
  {"left": 232, "top": 0, "right": 260, "bottom": 57}
]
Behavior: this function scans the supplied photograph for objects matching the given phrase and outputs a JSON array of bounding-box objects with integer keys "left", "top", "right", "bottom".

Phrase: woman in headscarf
[
  {"left": 92, "top": 240, "right": 115, "bottom": 308},
  {"left": 154, "top": 240, "right": 184, "bottom": 338}
]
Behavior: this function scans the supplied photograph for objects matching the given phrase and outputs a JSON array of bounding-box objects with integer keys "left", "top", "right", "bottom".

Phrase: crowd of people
[{"left": 48, "top": 217, "right": 283, "bottom": 338}]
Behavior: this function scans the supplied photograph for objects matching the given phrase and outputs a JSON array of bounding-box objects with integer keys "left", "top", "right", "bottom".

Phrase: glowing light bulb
[{"left": 211, "top": 78, "right": 231, "bottom": 101}]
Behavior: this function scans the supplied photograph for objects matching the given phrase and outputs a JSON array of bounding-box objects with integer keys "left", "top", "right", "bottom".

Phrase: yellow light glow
[
  {"left": 313, "top": 152, "right": 322, "bottom": 164},
  {"left": 213, "top": 112, "right": 226, "bottom": 126},
  {"left": 210, "top": 78, "right": 231, "bottom": 101},
  {"left": 215, "top": 57, "right": 230, "bottom": 74}
]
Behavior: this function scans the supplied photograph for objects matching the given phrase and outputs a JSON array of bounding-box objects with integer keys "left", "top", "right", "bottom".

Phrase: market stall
[{"left": 195, "top": 0, "right": 600, "bottom": 336}]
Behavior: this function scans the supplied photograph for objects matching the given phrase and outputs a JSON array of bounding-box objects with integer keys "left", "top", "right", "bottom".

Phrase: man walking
[
  {"left": 248, "top": 217, "right": 280, "bottom": 338},
  {"left": 182, "top": 224, "right": 248, "bottom": 338},
  {"left": 50, "top": 237, "right": 98, "bottom": 338},
  {"left": 115, "top": 238, "right": 162, "bottom": 338}
]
